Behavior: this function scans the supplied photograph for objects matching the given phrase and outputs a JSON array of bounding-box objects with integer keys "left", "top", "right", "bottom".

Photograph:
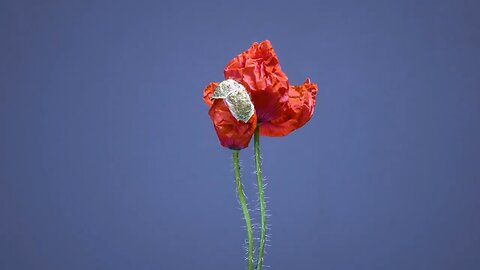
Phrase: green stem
[
  {"left": 232, "top": 150, "right": 254, "bottom": 270},
  {"left": 254, "top": 127, "right": 267, "bottom": 270}
]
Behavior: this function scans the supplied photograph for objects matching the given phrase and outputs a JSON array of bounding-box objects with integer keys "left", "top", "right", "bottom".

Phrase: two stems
[{"left": 232, "top": 126, "right": 267, "bottom": 270}]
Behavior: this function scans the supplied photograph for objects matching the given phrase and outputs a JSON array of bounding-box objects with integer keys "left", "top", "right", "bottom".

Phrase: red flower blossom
[
  {"left": 224, "top": 40, "right": 289, "bottom": 123},
  {"left": 203, "top": 81, "right": 257, "bottom": 150},
  {"left": 203, "top": 40, "right": 317, "bottom": 149},
  {"left": 224, "top": 40, "right": 317, "bottom": 137},
  {"left": 208, "top": 99, "right": 257, "bottom": 150}
]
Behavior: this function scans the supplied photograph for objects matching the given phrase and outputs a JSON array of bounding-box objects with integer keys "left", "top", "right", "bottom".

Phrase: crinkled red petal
[
  {"left": 208, "top": 99, "right": 257, "bottom": 150},
  {"left": 260, "top": 78, "right": 318, "bottom": 137},
  {"left": 224, "top": 40, "right": 289, "bottom": 122},
  {"left": 203, "top": 82, "right": 219, "bottom": 107}
]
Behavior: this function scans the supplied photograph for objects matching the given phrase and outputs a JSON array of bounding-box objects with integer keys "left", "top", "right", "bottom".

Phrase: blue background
[{"left": 1, "top": 0, "right": 479, "bottom": 269}]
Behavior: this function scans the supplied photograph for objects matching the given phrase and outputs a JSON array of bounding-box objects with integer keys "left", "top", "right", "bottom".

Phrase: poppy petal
[
  {"left": 224, "top": 40, "right": 289, "bottom": 122},
  {"left": 203, "top": 82, "right": 219, "bottom": 107},
  {"left": 260, "top": 78, "right": 318, "bottom": 137},
  {"left": 209, "top": 99, "right": 257, "bottom": 150}
]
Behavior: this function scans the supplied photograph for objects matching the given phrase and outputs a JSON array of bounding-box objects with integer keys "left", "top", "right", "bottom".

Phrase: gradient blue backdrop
[{"left": 1, "top": 0, "right": 479, "bottom": 269}]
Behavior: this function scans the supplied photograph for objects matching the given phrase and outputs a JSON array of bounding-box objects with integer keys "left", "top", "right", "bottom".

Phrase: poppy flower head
[
  {"left": 224, "top": 40, "right": 289, "bottom": 123},
  {"left": 208, "top": 99, "right": 257, "bottom": 150},
  {"left": 204, "top": 40, "right": 318, "bottom": 148},
  {"left": 203, "top": 80, "right": 257, "bottom": 150}
]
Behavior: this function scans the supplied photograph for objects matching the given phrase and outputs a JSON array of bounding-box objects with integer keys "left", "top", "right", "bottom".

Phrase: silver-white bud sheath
[
  {"left": 211, "top": 79, "right": 255, "bottom": 123},
  {"left": 212, "top": 79, "right": 243, "bottom": 99}
]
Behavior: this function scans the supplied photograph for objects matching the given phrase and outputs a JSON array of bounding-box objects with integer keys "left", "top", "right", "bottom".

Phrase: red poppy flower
[
  {"left": 203, "top": 40, "right": 317, "bottom": 149},
  {"left": 224, "top": 40, "right": 290, "bottom": 124},
  {"left": 203, "top": 81, "right": 257, "bottom": 150},
  {"left": 208, "top": 99, "right": 257, "bottom": 150},
  {"left": 224, "top": 40, "right": 318, "bottom": 137}
]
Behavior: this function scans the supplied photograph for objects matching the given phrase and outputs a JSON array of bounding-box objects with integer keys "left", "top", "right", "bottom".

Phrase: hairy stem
[
  {"left": 254, "top": 127, "right": 267, "bottom": 270},
  {"left": 232, "top": 150, "right": 254, "bottom": 270}
]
